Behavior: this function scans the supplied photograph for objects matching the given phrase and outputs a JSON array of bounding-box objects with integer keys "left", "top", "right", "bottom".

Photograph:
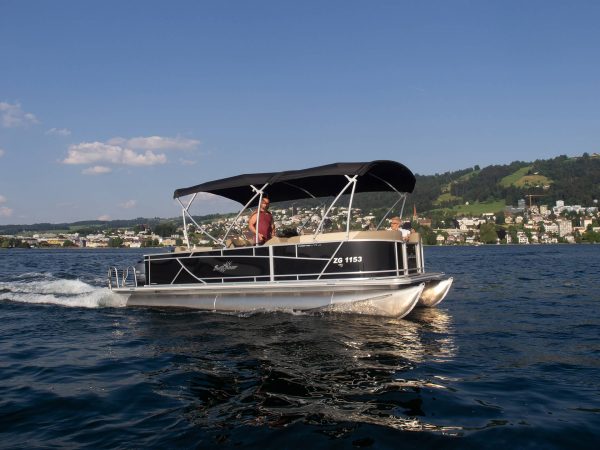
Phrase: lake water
[{"left": 0, "top": 245, "right": 599, "bottom": 449}]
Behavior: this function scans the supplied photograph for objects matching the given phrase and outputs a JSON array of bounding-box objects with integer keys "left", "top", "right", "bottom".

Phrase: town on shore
[{"left": 1, "top": 198, "right": 599, "bottom": 249}]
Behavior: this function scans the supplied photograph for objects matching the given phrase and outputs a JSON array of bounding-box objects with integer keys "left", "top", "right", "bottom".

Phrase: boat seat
[
  {"left": 225, "top": 237, "right": 253, "bottom": 248},
  {"left": 264, "top": 236, "right": 289, "bottom": 245},
  {"left": 176, "top": 246, "right": 214, "bottom": 253},
  {"left": 265, "top": 230, "right": 405, "bottom": 245},
  {"left": 305, "top": 230, "right": 404, "bottom": 242},
  {"left": 265, "top": 235, "right": 301, "bottom": 245},
  {"left": 174, "top": 245, "right": 214, "bottom": 252},
  {"left": 183, "top": 230, "right": 417, "bottom": 250},
  {"left": 354, "top": 230, "right": 404, "bottom": 241}
]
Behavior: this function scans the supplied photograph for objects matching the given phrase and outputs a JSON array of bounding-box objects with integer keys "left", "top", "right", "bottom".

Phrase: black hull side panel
[{"left": 145, "top": 241, "right": 419, "bottom": 286}]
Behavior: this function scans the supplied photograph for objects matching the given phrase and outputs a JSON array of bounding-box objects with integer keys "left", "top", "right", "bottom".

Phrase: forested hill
[
  {"left": 409, "top": 153, "right": 600, "bottom": 213},
  {"left": 347, "top": 153, "right": 600, "bottom": 215}
]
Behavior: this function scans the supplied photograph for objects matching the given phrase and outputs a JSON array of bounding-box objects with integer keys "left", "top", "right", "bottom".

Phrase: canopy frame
[{"left": 174, "top": 161, "right": 415, "bottom": 249}]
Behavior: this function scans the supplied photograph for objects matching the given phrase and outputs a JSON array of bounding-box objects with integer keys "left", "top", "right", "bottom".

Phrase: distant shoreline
[{"left": 1, "top": 242, "right": 597, "bottom": 251}]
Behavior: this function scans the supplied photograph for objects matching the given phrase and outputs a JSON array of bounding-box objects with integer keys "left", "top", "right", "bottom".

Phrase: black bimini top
[{"left": 173, "top": 160, "right": 416, "bottom": 204}]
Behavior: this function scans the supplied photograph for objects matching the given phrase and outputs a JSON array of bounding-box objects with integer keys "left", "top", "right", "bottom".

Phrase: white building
[
  {"left": 557, "top": 219, "right": 573, "bottom": 237},
  {"left": 544, "top": 222, "right": 559, "bottom": 234},
  {"left": 458, "top": 218, "right": 484, "bottom": 230},
  {"left": 581, "top": 218, "right": 593, "bottom": 228}
]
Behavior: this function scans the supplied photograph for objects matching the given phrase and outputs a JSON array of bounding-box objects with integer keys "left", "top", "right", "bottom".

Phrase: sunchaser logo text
[{"left": 213, "top": 261, "right": 238, "bottom": 273}]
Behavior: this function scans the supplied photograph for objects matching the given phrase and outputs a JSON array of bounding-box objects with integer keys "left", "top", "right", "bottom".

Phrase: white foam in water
[
  {"left": 7, "top": 279, "right": 95, "bottom": 295},
  {"left": 0, "top": 278, "right": 128, "bottom": 308}
]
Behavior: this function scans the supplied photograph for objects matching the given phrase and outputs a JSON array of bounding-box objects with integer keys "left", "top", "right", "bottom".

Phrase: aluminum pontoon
[{"left": 108, "top": 160, "right": 452, "bottom": 317}]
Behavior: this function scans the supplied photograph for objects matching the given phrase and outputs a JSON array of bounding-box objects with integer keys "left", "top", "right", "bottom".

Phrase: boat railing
[
  {"left": 107, "top": 266, "right": 138, "bottom": 289},
  {"left": 144, "top": 237, "right": 424, "bottom": 286}
]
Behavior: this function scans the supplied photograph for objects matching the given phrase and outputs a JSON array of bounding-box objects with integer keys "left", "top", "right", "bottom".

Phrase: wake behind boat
[{"left": 108, "top": 160, "right": 452, "bottom": 317}]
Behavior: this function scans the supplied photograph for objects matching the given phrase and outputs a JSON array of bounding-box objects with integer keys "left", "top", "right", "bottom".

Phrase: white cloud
[
  {"left": 82, "top": 165, "right": 112, "bottom": 175},
  {"left": 97, "top": 214, "right": 111, "bottom": 221},
  {"left": 122, "top": 148, "right": 167, "bottom": 165},
  {"left": 64, "top": 142, "right": 126, "bottom": 165},
  {"left": 63, "top": 141, "right": 167, "bottom": 167},
  {"left": 0, "top": 148, "right": 4, "bottom": 157},
  {"left": 63, "top": 135, "right": 200, "bottom": 173},
  {"left": 108, "top": 136, "right": 200, "bottom": 151},
  {"left": 46, "top": 127, "right": 71, "bottom": 136},
  {"left": 0, "top": 101, "right": 39, "bottom": 128},
  {"left": 0, "top": 195, "right": 6, "bottom": 203},
  {"left": 180, "top": 158, "right": 197, "bottom": 166},
  {"left": 119, "top": 199, "right": 136, "bottom": 209}
]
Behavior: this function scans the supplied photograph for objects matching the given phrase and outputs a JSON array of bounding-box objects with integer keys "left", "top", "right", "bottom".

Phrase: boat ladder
[{"left": 107, "top": 266, "right": 138, "bottom": 289}]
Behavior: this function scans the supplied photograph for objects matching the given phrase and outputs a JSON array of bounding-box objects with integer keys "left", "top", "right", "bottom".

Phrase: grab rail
[
  {"left": 107, "top": 266, "right": 138, "bottom": 289},
  {"left": 107, "top": 267, "right": 118, "bottom": 289}
]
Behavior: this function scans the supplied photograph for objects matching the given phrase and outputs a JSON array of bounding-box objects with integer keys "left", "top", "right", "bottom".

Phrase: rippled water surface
[{"left": 1, "top": 246, "right": 599, "bottom": 449}]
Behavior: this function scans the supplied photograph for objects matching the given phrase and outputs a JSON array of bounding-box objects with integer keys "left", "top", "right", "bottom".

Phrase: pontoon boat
[{"left": 108, "top": 161, "right": 452, "bottom": 317}]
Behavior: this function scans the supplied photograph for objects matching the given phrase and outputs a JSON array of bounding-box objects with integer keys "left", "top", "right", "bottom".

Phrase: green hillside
[
  {"left": 500, "top": 166, "right": 532, "bottom": 187},
  {"left": 430, "top": 200, "right": 507, "bottom": 216},
  {"left": 410, "top": 153, "right": 600, "bottom": 216},
  {"left": 500, "top": 166, "right": 553, "bottom": 188}
]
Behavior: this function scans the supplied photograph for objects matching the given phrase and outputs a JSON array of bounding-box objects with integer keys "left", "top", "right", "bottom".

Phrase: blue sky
[{"left": 1, "top": 0, "right": 599, "bottom": 224}]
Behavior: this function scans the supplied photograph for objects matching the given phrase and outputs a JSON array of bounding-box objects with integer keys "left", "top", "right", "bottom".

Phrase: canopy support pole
[
  {"left": 176, "top": 195, "right": 222, "bottom": 248},
  {"left": 222, "top": 184, "right": 268, "bottom": 245},
  {"left": 314, "top": 175, "right": 357, "bottom": 238},
  {"left": 345, "top": 175, "right": 358, "bottom": 239},
  {"left": 179, "top": 193, "right": 196, "bottom": 249},
  {"left": 399, "top": 195, "right": 407, "bottom": 221}
]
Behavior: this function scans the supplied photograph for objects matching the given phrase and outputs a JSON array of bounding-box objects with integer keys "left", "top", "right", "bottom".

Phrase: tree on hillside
[
  {"left": 479, "top": 223, "right": 498, "bottom": 244},
  {"left": 417, "top": 226, "right": 437, "bottom": 245},
  {"left": 141, "top": 238, "right": 154, "bottom": 248},
  {"left": 496, "top": 228, "right": 507, "bottom": 241},
  {"left": 108, "top": 237, "right": 123, "bottom": 248},
  {"left": 154, "top": 222, "right": 177, "bottom": 237},
  {"left": 582, "top": 229, "right": 600, "bottom": 243},
  {"left": 533, "top": 156, "right": 600, "bottom": 205},
  {"left": 0, "top": 237, "right": 30, "bottom": 248},
  {"left": 133, "top": 224, "right": 147, "bottom": 233}
]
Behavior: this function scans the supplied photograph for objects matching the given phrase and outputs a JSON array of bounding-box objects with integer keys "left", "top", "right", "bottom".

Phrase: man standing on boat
[{"left": 248, "top": 197, "right": 275, "bottom": 245}]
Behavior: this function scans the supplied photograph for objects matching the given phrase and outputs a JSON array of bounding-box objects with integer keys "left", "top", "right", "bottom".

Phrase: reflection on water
[{"left": 138, "top": 308, "right": 457, "bottom": 435}]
